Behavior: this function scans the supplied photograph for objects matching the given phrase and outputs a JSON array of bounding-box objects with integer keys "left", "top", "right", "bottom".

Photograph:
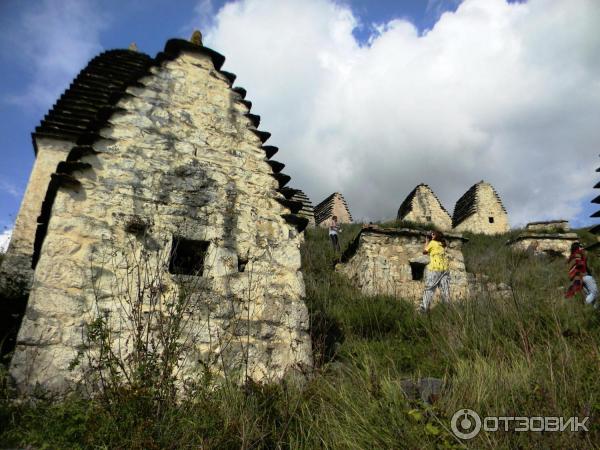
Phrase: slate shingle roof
[
  {"left": 591, "top": 156, "right": 600, "bottom": 235},
  {"left": 288, "top": 189, "right": 315, "bottom": 224},
  {"left": 33, "top": 50, "right": 154, "bottom": 151}
]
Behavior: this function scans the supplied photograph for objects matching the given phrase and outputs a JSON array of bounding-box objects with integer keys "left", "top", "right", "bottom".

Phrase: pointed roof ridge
[
  {"left": 397, "top": 183, "right": 450, "bottom": 220},
  {"left": 314, "top": 191, "right": 352, "bottom": 225},
  {"left": 417, "top": 183, "right": 449, "bottom": 215},
  {"left": 31, "top": 36, "right": 312, "bottom": 268},
  {"left": 452, "top": 180, "right": 506, "bottom": 227}
]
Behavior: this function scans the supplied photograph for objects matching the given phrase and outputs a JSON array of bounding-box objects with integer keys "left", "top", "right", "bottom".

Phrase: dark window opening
[
  {"left": 169, "top": 237, "right": 209, "bottom": 275},
  {"left": 124, "top": 216, "right": 148, "bottom": 235},
  {"left": 425, "top": 216, "right": 431, "bottom": 222},
  {"left": 489, "top": 216, "right": 495, "bottom": 223},
  {"left": 410, "top": 262, "right": 426, "bottom": 281},
  {"left": 543, "top": 249, "right": 564, "bottom": 259},
  {"left": 238, "top": 256, "right": 248, "bottom": 272}
]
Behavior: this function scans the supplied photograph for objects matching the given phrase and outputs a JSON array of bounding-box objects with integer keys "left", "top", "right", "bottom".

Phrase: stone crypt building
[{"left": 1, "top": 36, "right": 313, "bottom": 393}]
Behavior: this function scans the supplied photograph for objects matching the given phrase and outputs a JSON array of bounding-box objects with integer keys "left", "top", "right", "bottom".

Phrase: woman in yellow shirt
[{"left": 419, "top": 230, "right": 450, "bottom": 312}]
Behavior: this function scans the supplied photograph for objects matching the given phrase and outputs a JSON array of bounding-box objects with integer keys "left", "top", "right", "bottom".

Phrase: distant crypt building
[
  {"left": 507, "top": 220, "right": 577, "bottom": 258},
  {"left": 397, "top": 184, "right": 452, "bottom": 230},
  {"left": 314, "top": 192, "right": 353, "bottom": 227},
  {"left": 452, "top": 181, "right": 509, "bottom": 235},
  {"left": 2, "top": 37, "right": 313, "bottom": 393}
]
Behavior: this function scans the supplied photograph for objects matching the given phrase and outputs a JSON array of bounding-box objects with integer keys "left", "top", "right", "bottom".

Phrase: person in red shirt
[{"left": 565, "top": 242, "right": 597, "bottom": 306}]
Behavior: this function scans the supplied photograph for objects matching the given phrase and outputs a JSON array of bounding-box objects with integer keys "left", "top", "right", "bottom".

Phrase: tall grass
[{"left": 1, "top": 225, "right": 599, "bottom": 449}]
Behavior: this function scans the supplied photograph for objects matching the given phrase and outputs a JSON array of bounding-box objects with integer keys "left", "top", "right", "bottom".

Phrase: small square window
[
  {"left": 238, "top": 256, "right": 248, "bottom": 272},
  {"left": 169, "top": 237, "right": 209, "bottom": 276},
  {"left": 425, "top": 216, "right": 432, "bottom": 222},
  {"left": 410, "top": 262, "right": 426, "bottom": 281},
  {"left": 489, "top": 217, "right": 495, "bottom": 224},
  {"left": 543, "top": 250, "right": 563, "bottom": 258}
]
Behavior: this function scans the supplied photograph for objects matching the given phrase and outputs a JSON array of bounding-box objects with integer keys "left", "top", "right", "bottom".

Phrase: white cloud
[
  {"left": 203, "top": 0, "right": 600, "bottom": 226},
  {"left": 190, "top": 0, "right": 217, "bottom": 32},
  {"left": 4, "top": 0, "right": 108, "bottom": 111},
  {"left": 426, "top": 0, "right": 463, "bottom": 24},
  {"left": 0, "top": 228, "right": 12, "bottom": 253}
]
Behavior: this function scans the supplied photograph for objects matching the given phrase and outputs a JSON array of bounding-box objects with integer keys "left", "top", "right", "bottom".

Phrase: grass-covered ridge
[{"left": 1, "top": 226, "right": 600, "bottom": 449}]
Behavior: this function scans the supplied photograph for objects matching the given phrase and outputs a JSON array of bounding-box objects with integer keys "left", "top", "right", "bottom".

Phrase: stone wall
[
  {"left": 10, "top": 44, "right": 312, "bottom": 394},
  {"left": 0, "top": 138, "right": 74, "bottom": 297},
  {"left": 507, "top": 233, "right": 578, "bottom": 258},
  {"left": 397, "top": 184, "right": 452, "bottom": 230},
  {"left": 453, "top": 182, "right": 509, "bottom": 235},
  {"left": 336, "top": 226, "right": 469, "bottom": 301}
]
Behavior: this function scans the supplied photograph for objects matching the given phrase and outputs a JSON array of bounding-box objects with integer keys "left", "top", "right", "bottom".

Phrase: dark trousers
[{"left": 329, "top": 233, "right": 340, "bottom": 252}]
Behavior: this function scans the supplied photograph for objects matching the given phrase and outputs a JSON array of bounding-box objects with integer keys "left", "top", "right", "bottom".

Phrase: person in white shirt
[{"left": 329, "top": 216, "right": 341, "bottom": 252}]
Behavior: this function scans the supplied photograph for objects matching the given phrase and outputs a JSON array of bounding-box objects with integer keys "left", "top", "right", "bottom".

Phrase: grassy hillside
[{"left": 1, "top": 226, "right": 599, "bottom": 449}]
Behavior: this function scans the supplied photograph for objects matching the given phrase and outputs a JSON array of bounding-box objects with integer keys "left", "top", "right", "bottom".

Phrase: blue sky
[{"left": 0, "top": 0, "right": 599, "bottom": 250}]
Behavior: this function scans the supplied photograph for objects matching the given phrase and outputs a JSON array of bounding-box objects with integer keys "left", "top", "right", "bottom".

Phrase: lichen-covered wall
[
  {"left": 453, "top": 184, "right": 509, "bottom": 235},
  {"left": 0, "top": 138, "right": 73, "bottom": 296},
  {"left": 399, "top": 186, "right": 451, "bottom": 231},
  {"left": 10, "top": 49, "right": 312, "bottom": 393},
  {"left": 336, "top": 227, "right": 469, "bottom": 301},
  {"left": 329, "top": 197, "right": 352, "bottom": 225},
  {"left": 507, "top": 233, "right": 578, "bottom": 258}
]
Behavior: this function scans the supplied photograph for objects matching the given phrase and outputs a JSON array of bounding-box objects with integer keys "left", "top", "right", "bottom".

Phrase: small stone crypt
[
  {"left": 507, "top": 220, "right": 578, "bottom": 258},
  {"left": 2, "top": 36, "right": 313, "bottom": 394},
  {"left": 336, "top": 226, "right": 469, "bottom": 301}
]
